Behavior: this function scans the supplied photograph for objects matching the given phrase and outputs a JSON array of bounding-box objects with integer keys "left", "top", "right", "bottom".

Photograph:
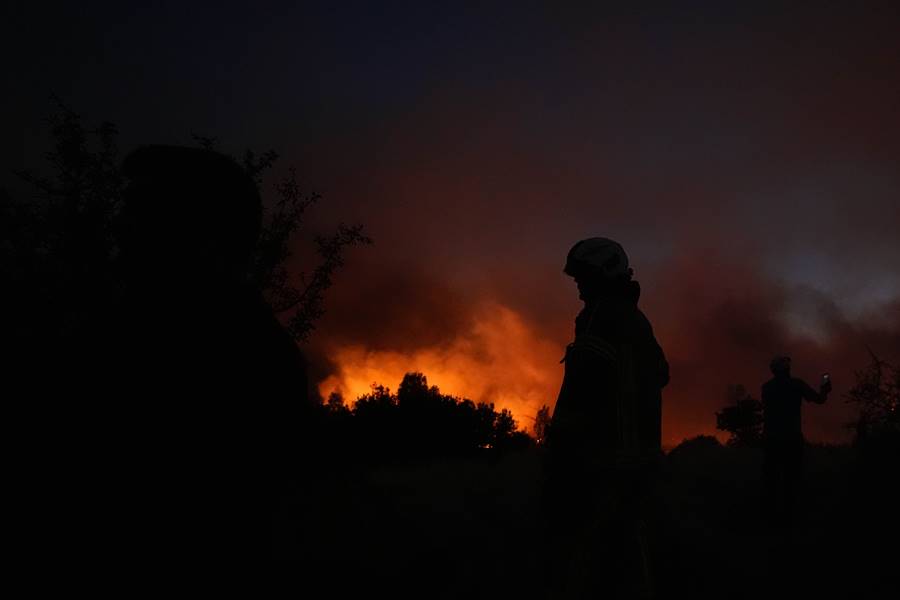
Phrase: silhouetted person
[
  {"left": 761, "top": 355, "right": 830, "bottom": 528},
  {"left": 90, "top": 146, "right": 308, "bottom": 563},
  {"left": 543, "top": 237, "right": 669, "bottom": 599}
]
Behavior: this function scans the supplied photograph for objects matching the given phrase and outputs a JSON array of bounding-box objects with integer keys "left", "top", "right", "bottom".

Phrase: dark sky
[{"left": 5, "top": 1, "right": 900, "bottom": 444}]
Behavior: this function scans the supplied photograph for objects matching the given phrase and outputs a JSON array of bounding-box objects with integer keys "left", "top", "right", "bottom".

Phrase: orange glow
[
  {"left": 318, "top": 302, "right": 564, "bottom": 430},
  {"left": 318, "top": 298, "right": 746, "bottom": 448}
]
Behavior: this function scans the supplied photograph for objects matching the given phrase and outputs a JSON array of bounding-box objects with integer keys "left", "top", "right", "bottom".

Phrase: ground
[{"left": 274, "top": 440, "right": 897, "bottom": 598}]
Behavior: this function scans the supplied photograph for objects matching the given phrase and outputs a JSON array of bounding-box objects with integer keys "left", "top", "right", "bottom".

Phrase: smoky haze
[
  {"left": 285, "top": 6, "right": 900, "bottom": 444},
  {"left": 300, "top": 7, "right": 900, "bottom": 442},
  {"left": 5, "top": 3, "right": 900, "bottom": 444},
  {"left": 310, "top": 242, "right": 900, "bottom": 446}
]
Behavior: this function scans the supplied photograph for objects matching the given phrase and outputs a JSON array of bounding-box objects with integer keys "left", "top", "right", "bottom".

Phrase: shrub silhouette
[{"left": 715, "top": 384, "right": 763, "bottom": 447}]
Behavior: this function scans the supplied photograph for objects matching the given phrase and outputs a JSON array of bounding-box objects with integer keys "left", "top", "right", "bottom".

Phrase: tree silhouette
[
  {"left": 533, "top": 404, "right": 552, "bottom": 446},
  {"left": 845, "top": 350, "right": 899, "bottom": 447},
  {"left": 326, "top": 391, "right": 350, "bottom": 414},
  {"left": 5, "top": 97, "right": 370, "bottom": 347},
  {"left": 715, "top": 384, "right": 763, "bottom": 447},
  {"left": 6, "top": 98, "right": 122, "bottom": 354},
  {"left": 196, "top": 130, "right": 373, "bottom": 342},
  {"left": 252, "top": 160, "right": 371, "bottom": 341},
  {"left": 495, "top": 408, "right": 517, "bottom": 440}
]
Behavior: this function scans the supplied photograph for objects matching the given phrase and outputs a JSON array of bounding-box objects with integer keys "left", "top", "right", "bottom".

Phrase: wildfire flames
[{"left": 318, "top": 302, "right": 565, "bottom": 429}]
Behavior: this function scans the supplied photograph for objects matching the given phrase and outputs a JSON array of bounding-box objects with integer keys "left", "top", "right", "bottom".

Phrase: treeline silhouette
[{"left": 312, "top": 372, "right": 534, "bottom": 465}]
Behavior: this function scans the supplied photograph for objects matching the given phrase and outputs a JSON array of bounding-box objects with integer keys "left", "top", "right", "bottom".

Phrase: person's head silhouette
[
  {"left": 770, "top": 355, "right": 792, "bottom": 378},
  {"left": 563, "top": 237, "right": 635, "bottom": 302},
  {"left": 118, "top": 145, "right": 261, "bottom": 286}
]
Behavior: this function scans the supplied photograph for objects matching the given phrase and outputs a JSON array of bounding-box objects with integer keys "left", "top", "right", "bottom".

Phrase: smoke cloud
[{"left": 308, "top": 244, "right": 900, "bottom": 446}]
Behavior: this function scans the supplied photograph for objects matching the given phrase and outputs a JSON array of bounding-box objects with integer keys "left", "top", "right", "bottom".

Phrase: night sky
[{"left": 6, "top": 1, "right": 900, "bottom": 445}]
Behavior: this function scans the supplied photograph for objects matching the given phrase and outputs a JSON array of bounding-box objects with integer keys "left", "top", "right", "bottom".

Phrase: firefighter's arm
[
  {"left": 800, "top": 379, "right": 829, "bottom": 404},
  {"left": 555, "top": 334, "right": 619, "bottom": 450}
]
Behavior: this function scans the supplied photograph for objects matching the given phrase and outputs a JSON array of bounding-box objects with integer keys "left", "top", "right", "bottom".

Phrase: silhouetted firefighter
[
  {"left": 543, "top": 237, "right": 669, "bottom": 599},
  {"left": 761, "top": 355, "right": 830, "bottom": 528}
]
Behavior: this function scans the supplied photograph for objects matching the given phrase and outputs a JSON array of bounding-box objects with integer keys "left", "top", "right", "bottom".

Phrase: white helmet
[{"left": 564, "top": 237, "right": 631, "bottom": 280}]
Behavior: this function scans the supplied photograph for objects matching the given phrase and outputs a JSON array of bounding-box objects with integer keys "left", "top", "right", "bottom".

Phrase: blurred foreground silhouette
[{"left": 3, "top": 103, "right": 369, "bottom": 565}]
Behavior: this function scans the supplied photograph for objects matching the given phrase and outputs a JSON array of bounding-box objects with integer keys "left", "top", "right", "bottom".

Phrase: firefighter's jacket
[{"left": 549, "top": 289, "right": 669, "bottom": 471}]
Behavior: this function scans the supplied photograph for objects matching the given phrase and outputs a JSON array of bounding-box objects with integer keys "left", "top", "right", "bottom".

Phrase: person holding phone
[{"left": 761, "top": 355, "right": 832, "bottom": 528}]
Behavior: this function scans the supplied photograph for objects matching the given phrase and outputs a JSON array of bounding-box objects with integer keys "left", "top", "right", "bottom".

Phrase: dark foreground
[{"left": 274, "top": 439, "right": 898, "bottom": 599}]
